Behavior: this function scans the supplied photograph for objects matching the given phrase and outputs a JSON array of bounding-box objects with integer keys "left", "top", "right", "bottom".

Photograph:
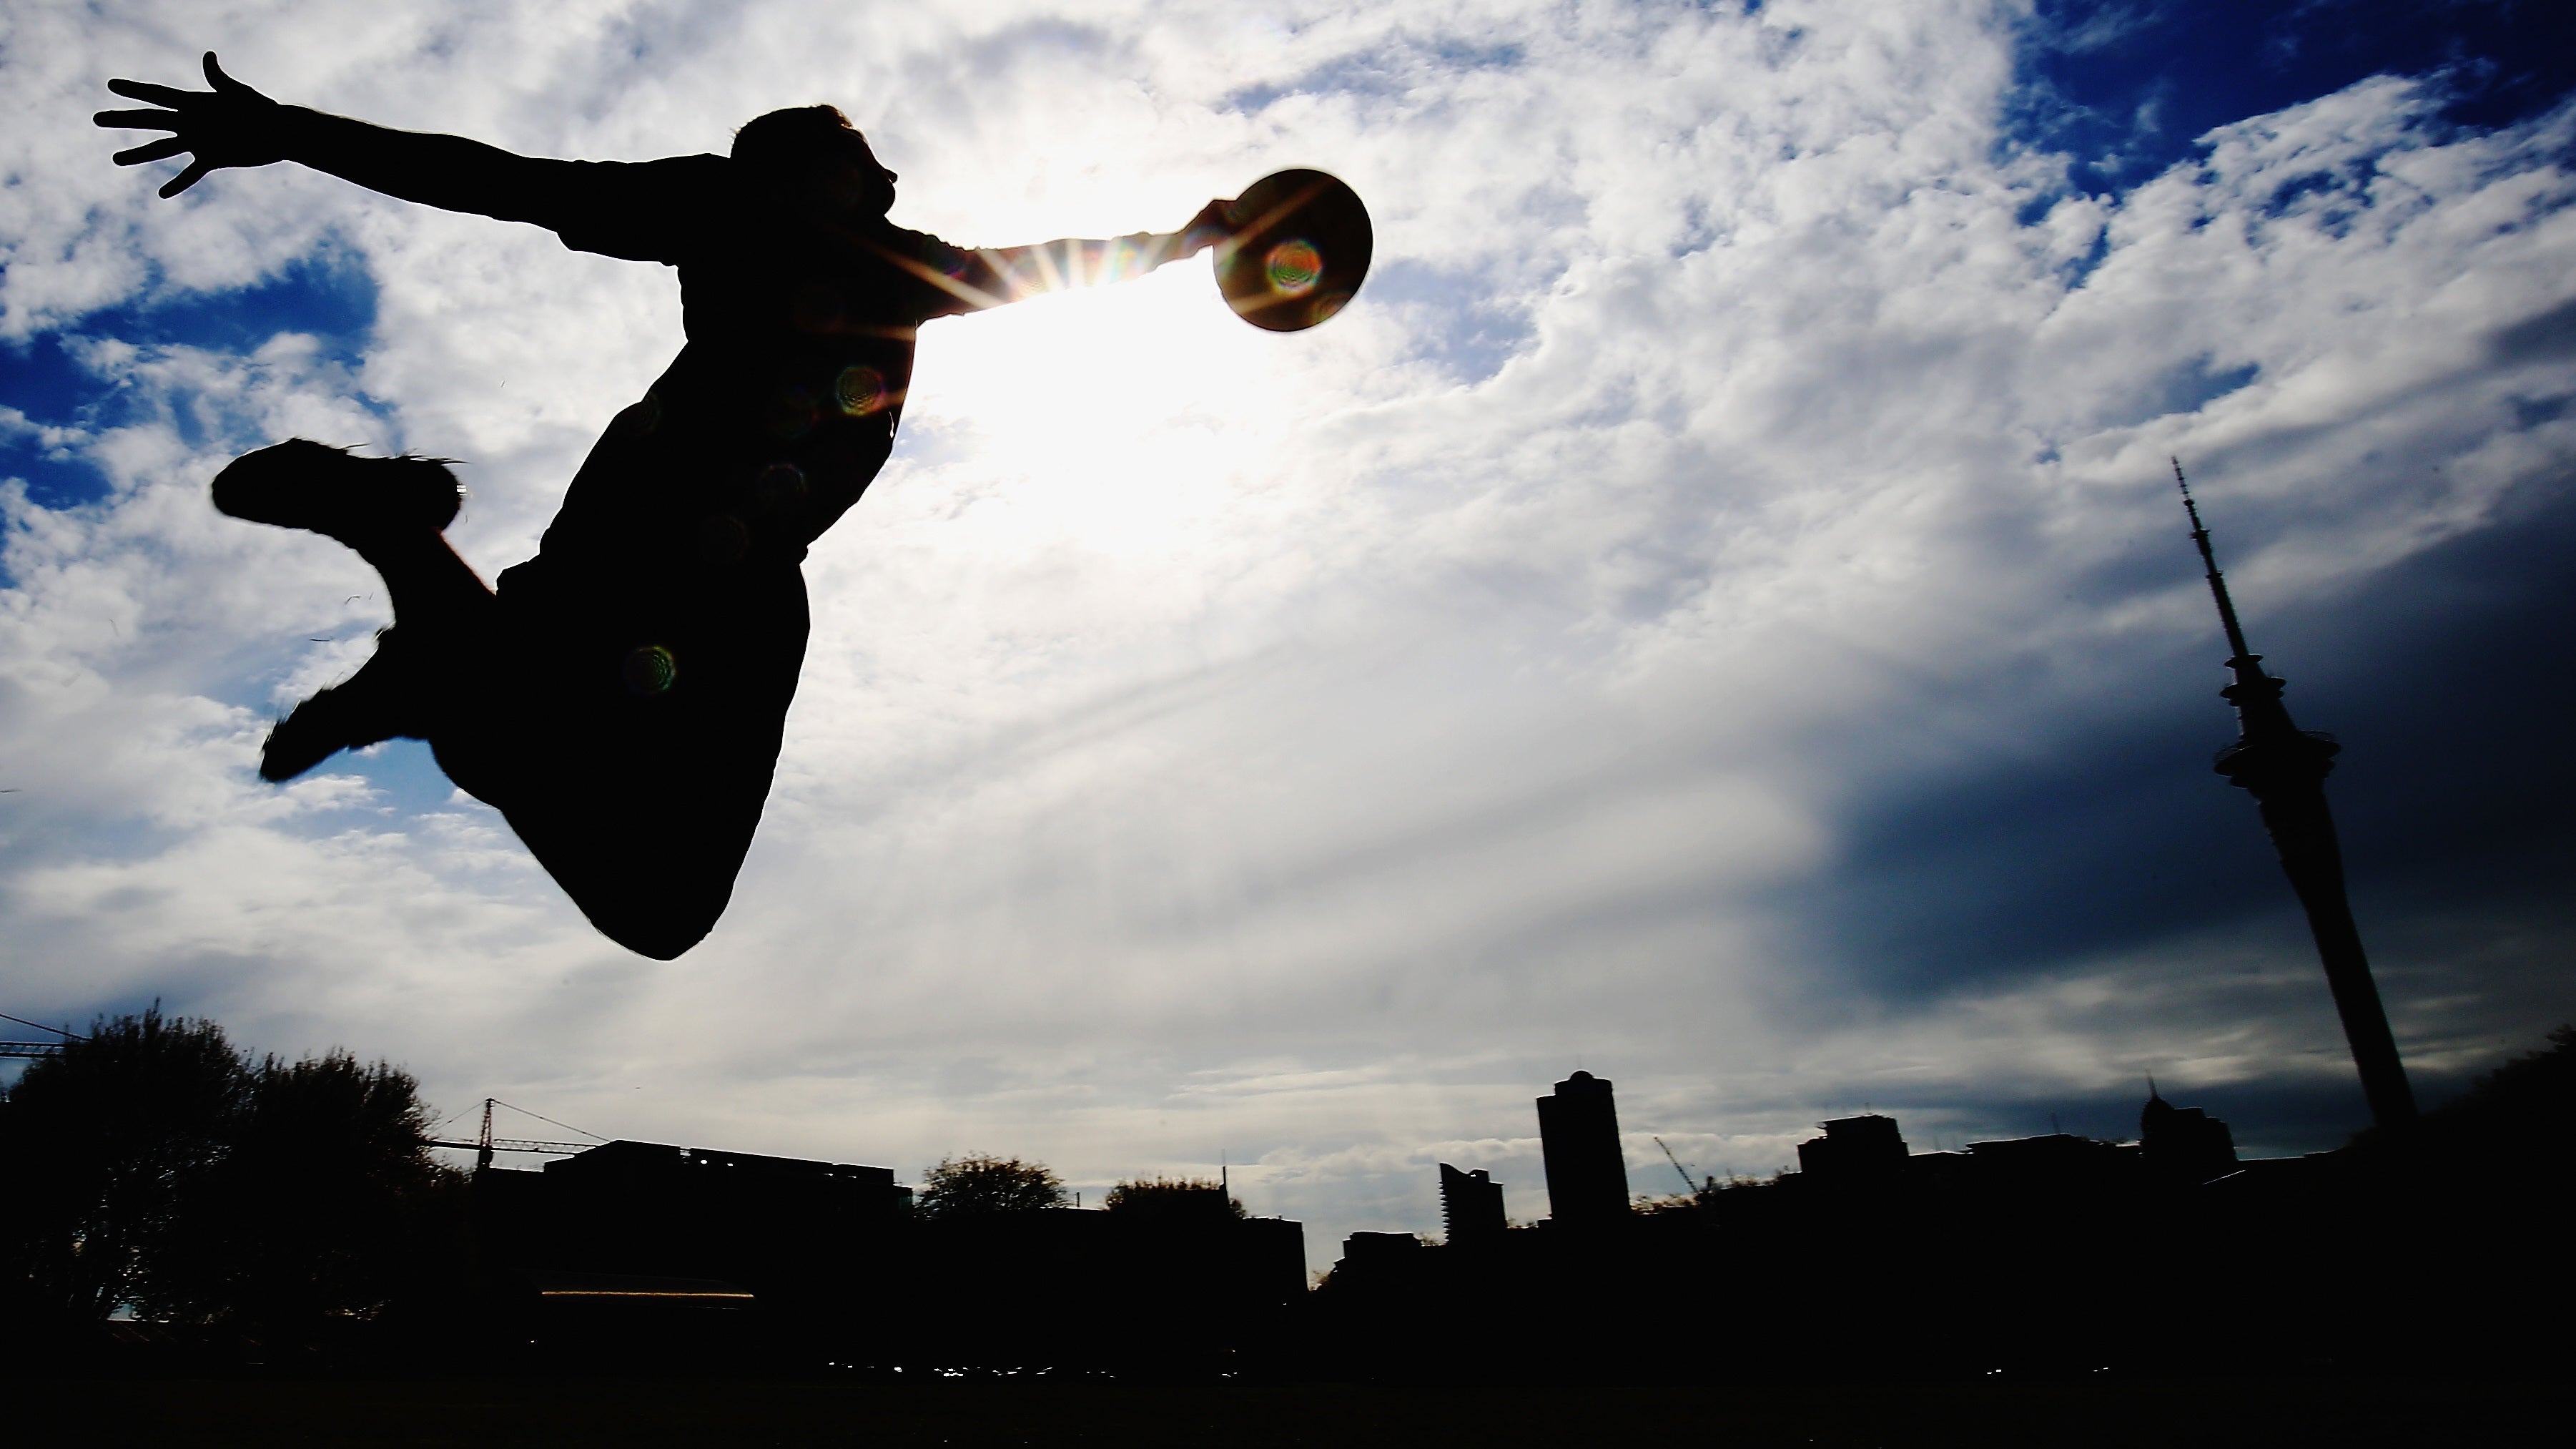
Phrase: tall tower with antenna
[{"left": 2176, "top": 459, "right": 2415, "bottom": 1129}]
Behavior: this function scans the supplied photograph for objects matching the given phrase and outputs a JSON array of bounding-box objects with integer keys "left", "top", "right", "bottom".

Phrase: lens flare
[
  {"left": 834, "top": 365, "right": 888, "bottom": 416},
  {"left": 623, "top": 644, "right": 677, "bottom": 697},
  {"left": 767, "top": 386, "right": 819, "bottom": 440},
  {"left": 1265, "top": 239, "right": 1323, "bottom": 298},
  {"left": 697, "top": 513, "right": 750, "bottom": 566},
  {"left": 755, "top": 461, "right": 808, "bottom": 514}
]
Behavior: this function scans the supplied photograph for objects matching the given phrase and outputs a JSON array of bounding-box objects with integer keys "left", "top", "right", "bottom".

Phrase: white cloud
[{"left": 4, "top": 0, "right": 2573, "bottom": 1266}]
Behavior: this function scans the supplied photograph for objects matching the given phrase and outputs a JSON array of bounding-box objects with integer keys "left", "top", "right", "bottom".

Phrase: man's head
[{"left": 734, "top": 104, "right": 897, "bottom": 217}]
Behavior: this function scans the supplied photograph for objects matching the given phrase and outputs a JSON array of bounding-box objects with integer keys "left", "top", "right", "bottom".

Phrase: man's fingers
[
  {"left": 113, "top": 138, "right": 189, "bottom": 166},
  {"left": 106, "top": 78, "right": 194, "bottom": 106},
  {"left": 159, "top": 159, "right": 213, "bottom": 198},
  {"left": 94, "top": 107, "right": 183, "bottom": 131},
  {"left": 203, "top": 51, "right": 240, "bottom": 92}
]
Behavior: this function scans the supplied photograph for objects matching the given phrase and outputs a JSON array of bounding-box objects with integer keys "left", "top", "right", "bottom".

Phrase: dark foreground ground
[{"left": 13, "top": 1375, "right": 2564, "bottom": 1448}]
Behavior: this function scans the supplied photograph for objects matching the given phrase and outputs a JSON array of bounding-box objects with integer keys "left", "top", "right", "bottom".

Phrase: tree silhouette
[
  {"left": 2346, "top": 1021, "right": 2576, "bottom": 1177},
  {"left": 914, "top": 1153, "right": 1064, "bottom": 1218},
  {"left": 0, "top": 1006, "right": 243, "bottom": 1320},
  {"left": 0, "top": 1008, "right": 459, "bottom": 1341},
  {"left": 1102, "top": 1175, "right": 1246, "bottom": 1220},
  {"left": 142, "top": 1049, "right": 458, "bottom": 1334}
]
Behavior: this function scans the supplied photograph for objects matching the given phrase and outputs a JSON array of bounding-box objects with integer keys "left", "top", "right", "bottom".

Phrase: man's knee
[
  {"left": 579, "top": 868, "right": 733, "bottom": 958},
  {"left": 500, "top": 797, "right": 754, "bottom": 958},
  {"left": 591, "top": 904, "right": 723, "bottom": 961},
  {"left": 431, "top": 702, "right": 776, "bottom": 956}
]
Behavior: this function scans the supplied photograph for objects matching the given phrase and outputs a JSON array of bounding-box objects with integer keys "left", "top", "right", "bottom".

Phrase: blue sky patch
[
  {"left": 330, "top": 738, "right": 483, "bottom": 821},
  {"left": 1364, "top": 259, "right": 1538, "bottom": 383},
  {"left": 2005, "top": 0, "right": 2576, "bottom": 198},
  {"left": 0, "top": 248, "right": 377, "bottom": 511}
]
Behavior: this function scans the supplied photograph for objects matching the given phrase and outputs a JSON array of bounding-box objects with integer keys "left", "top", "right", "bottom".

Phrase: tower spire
[
  {"left": 2177, "top": 458, "right": 2254, "bottom": 663},
  {"left": 2177, "top": 463, "right": 2414, "bottom": 1129}
]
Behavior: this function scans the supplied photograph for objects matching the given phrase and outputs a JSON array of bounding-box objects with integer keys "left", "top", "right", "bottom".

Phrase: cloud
[{"left": 4, "top": 0, "right": 2573, "bottom": 1264}]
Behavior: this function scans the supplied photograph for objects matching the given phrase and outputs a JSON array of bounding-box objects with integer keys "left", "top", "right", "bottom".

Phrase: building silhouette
[
  {"left": 1338, "top": 1229, "right": 1424, "bottom": 1270},
  {"left": 2179, "top": 462, "right": 2416, "bottom": 1128},
  {"left": 476, "top": 1139, "right": 907, "bottom": 1284},
  {"left": 1536, "top": 1070, "right": 1629, "bottom": 1225},
  {"left": 2140, "top": 1084, "right": 2240, "bottom": 1186},
  {"left": 1795, "top": 1114, "right": 1910, "bottom": 1189},
  {"left": 1438, "top": 1162, "right": 1507, "bottom": 1247},
  {"left": 31, "top": 1032, "right": 2572, "bottom": 1385},
  {"left": 470, "top": 1137, "right": 1303, "bottom": 1372}
]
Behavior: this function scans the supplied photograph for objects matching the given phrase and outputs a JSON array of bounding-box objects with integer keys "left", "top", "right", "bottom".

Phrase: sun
[{"left": 897, "top": 256, "right": 1288, "bottom": 558}]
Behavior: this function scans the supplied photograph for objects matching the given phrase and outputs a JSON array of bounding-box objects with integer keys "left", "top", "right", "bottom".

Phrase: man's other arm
[
  {"left": 903, "top": 202, "right": 1233, "bottom": 318},
  {"left": 98, "top": 53, "right": 710, "bottom": 260}
]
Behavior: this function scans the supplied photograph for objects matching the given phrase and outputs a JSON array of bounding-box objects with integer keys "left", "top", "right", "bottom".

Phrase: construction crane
[
  {"left": 1653, "top": 1136, "right": 1701, "bottom": 1197},
  {"left": 0, "top": 1012, "right": 84, "bottom": 1059},
  {"left": 425, "top": 1097, "right": 602, "bottom": 1172}
]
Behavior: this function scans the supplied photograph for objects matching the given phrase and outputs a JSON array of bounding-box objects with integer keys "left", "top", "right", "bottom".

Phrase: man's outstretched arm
[
  {"left": 97, "top": 52, "right": 577, "bottom": 227},
  {"left": 902, "top": 204, "right": 1234, "bottom": 317}
]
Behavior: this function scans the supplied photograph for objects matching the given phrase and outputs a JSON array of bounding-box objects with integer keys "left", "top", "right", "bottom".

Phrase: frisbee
[{"left": 1214, "top": 169, "right": 1373, "bottom": 332}]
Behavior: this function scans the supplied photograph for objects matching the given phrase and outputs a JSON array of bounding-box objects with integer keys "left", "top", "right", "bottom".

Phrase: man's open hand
[{"left": 95, "top": 52, "right": 285, "bottom": 198}]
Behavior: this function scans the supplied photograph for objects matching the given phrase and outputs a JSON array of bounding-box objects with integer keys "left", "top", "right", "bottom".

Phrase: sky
[{"left": 4, "top": 0, "right": 2572, "bottom": 1271}]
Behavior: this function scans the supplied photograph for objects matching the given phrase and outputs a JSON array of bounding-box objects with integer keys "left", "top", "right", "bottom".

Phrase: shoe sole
[{"left": 213, "top": 439, "right": 463, "bottom": 539}]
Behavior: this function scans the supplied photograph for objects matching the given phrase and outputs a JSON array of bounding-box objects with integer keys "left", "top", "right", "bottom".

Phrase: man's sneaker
[
  {"left": 212, "top": 439, "right": 463, "bottom": 542},
  {"left": 257, "top": 630, "right": 420, "bottom": 781}
]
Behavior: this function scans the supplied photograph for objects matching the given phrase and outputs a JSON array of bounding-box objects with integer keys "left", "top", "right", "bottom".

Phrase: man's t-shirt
[{"left": 499, "top": 153, "right": 1000, "bottom": 572}]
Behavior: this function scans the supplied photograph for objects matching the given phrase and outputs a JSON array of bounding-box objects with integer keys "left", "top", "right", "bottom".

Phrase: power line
[{"left": 0, "top": 1012, "right": 87, "bottom": 1040}]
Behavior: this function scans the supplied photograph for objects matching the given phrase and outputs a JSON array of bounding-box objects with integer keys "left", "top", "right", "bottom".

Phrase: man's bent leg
[
  {"left": 495, "top": 771, "right": 769, "bottom": 959},
  {"left": 262, "top": 629, "right": 422, "bottom": 781},
  {"left": 433, "top": 680, "right": 786, "bottom": 959},
  {"left": 214, "top": 440, "right": 493, "bottom": 632},
  {"left": 428, "top": 561, "right": 810, "bottom": 958},
  {"left": 214, "top": 439, "right": 465, "bottom": 547},
  {"left": 214, "top": 441, "right": 497, "bottom": 778}
]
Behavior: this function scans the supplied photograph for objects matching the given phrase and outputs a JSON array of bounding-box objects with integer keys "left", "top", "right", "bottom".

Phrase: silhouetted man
[{"left": 99, "top": 54, "right": 1228, "bottom": 958}]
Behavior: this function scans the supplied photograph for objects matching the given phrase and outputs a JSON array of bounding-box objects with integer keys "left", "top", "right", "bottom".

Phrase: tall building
[
  {"left": 2140, "top": 1086, "right": 2239, "bottom": 1186},
  {"left": 1536, "top": 1070, "right": 1630, "bottom": 1225},
  {"left": 2179, "top": 463, "right": 2416, "bottom": 1128},
  {"left": 1337, "top": 1230, "right": 1424, "bottom": 1272},
  {"left": 1796, "top": 1114, "right": 1909, "bottom": 1187},
  {"left": 1438, "top": 1162, "right": 1507, "bottom": 1247}
]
